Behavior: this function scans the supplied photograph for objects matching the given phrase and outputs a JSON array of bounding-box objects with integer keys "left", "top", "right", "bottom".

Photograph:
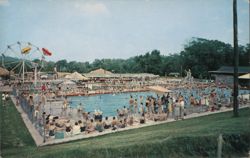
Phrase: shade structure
[
  {"left": 148, "top": 86, "right": 172, "bottom": 93},
  {"left": 65, "top": 72, "right": 89, "bottom": 80},
  {"left": 239, "top": 73, "right": 250, "bottom": 79},
  {"left": 60, "top": 80, "right": 76, "bottom": 85},
  {"left": 89, "top": 68, "right": 113, "bottom": 75}
]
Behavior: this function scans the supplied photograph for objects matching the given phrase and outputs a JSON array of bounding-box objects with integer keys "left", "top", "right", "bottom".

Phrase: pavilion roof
[
  {"left": 209, "top": 66, "right": 250, "bottom": 75},
  {"left": 0, "top": 67, "right": 9, "bottom": 76}
]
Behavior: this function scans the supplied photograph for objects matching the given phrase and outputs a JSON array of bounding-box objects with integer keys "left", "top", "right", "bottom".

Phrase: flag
[{"left": 42, "top": 48, "right": 52, "bottom": 56}]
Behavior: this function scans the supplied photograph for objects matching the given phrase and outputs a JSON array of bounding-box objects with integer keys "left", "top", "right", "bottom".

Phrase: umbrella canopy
[
  {"left": 65, "top": 72, "right": 89, "bottom": 80},
  {"left": 239, "top": 73, "right": 250, "bottom": 79}
]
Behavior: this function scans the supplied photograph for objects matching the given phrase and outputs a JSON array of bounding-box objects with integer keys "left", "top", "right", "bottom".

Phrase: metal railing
[{"left": 13, "top": 89, "right": 46, "bottom": 141}]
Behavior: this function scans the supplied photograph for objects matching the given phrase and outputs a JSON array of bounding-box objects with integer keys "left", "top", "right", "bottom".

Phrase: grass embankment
[{"left": 1, "top": 97, "right": 250, "bottom": 158}]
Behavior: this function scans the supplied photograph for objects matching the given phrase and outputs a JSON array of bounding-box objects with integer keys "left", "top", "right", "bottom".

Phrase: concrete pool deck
[{"left": 10, "top": 95, "right": 250, "bottom": 147}]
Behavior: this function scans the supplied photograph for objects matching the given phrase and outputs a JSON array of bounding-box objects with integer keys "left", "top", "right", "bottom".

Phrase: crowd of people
[
  {"left": 42, "top": 90, "right": 217, "bottom": 139},
  {"left": 7, "top": 80, "right": 249, "bottom": 142},
  {"left": 44, "top": 110, "right": 140, "bottom": 139},
  {"left": 44, "top": 83, "right": 250, "bottom": 140}
]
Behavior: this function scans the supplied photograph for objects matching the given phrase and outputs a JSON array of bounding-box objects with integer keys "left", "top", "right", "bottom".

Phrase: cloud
[
  {"left": 0, "top": 0, "right": 10, "bottom": 6},
  {"left": 74, "top": 2, "right": 110, "bottom": 16}
]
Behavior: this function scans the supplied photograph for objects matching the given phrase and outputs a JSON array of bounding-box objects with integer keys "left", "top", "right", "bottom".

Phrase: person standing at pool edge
[
  {"left": 139, "top": 96, "right": 143, "bottom": 106},
  {"left": 41, "top": 93, "right": 46, "bottom": 112},
  {"left": 180, "top": 96, "right": 185, "bottom": 120},
  {"left": 28, "top": 95, "right": 34, "bottom": 122},
  {"left": 129, "top": 96, "right": 134, "bottom": 115},
  {"left": 62, "top": 96, "right": 68, "bottom": 116},
  {"left": 134, "top": 99, "right": 138, "bottom": 114}
]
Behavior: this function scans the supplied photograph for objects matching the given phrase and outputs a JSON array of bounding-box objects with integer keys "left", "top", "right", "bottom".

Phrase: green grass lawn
[{"left": 1, "top": 97, "right": 250, "bottom": 158}]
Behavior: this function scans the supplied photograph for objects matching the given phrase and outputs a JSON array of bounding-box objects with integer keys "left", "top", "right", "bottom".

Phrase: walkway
[{"left": 11, "top": 96, "right": 44, "bottom": 146}]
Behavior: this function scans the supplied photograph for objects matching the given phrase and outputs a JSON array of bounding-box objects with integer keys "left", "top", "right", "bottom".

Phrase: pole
[
  {"left": 233, "top": 0, "right": 239, "bottom": 117},
  {"left": 22, "top": 60, "right": 25, "bottom": 84},
  {"left": 34, "top": 65, "right": 37, "bottom": 87},
  {"left": 217, "top": 134, "right": 223, "bottom": 158},
  {"left": 42, "top": 112, "right": 46, "bottom": 143},
  {"left": 0, "top": 92, "right": 2, "bottom": 157},
  {"left": 181, "top": 65, "right": 183, "bottom": 77}
]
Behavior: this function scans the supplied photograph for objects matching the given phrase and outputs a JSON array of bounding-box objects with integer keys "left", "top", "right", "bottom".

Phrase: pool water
[
  {"left": 69, "top": 89, "right": 249, "bottom": 117},
  {"left": 69, "top": 91, "right": 157, "bottom": 117}
]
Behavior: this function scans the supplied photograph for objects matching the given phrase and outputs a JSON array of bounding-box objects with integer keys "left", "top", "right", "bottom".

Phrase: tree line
[{"left": 41, "top": 37, "right": 249, "bottom": 79}]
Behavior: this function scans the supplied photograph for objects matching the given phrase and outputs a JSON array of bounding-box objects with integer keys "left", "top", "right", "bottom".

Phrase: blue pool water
[
  {"left": 68, "top": 89, "right": 249, "bottom": 117},
  {"left": 69, "top": 91, "right": 157, "bottom": 117}
]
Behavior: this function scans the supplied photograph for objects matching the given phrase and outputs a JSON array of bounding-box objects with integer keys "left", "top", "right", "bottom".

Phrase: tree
[
  {"left": 180, "top": 38, "right": 233, "bottom": 78},
  {"left": 43, "top": 61, "right": 55, "bottom": 72},
  {"left": 162, "top": 54, "right": 182, "bottom": 76},
  {"left": 56, "top": 60, "right": 67, "bottom": 72},
  {"left": 26, "top": 37, "right": 248, "bottom": 78}
]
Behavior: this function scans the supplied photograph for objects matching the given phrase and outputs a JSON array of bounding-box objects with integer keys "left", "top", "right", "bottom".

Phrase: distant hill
[{"left": 0, "top": 55, "right": 20, "bottom": 63}]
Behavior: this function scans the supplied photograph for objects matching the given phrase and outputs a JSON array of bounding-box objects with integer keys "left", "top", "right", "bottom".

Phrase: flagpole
[{"left": 233, "top": 0, "right": 239, "bottom": 117}]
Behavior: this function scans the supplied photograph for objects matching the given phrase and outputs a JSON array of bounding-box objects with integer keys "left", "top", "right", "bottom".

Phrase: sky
[{"left": 0, "top": 0, "right": 249, "bottom": 62}]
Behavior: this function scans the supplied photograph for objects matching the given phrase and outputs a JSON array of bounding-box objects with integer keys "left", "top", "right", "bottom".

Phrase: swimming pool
[
  {"left": 69, "top": 91, "right": 157, "bottom": 117},
  {"left": 68, "top": 89, "right": 249, "bottom": 117}
]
